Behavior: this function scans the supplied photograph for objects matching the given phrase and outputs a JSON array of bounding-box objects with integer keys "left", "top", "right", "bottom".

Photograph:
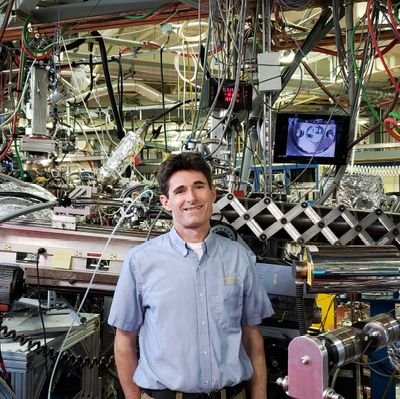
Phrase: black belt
[{"left": 142, "top": 381, "right": 245, "bottom": 399}]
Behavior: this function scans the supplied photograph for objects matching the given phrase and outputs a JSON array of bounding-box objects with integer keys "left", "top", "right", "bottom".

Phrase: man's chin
[{"left": 182, "top": 220, "right": 209, "bottom": 230}]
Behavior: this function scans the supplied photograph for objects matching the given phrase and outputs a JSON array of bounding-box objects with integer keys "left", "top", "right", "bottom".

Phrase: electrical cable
[
  {"left": 0, "top": 375, "right": 15, "bottom": 399},
  {"left": 22, "top": 16, "right": 54, "bottom": 58},
  {"left": 301, "top": 61, "right": 348, "bottom": 113},
  {"left": 90, "top": 31, "right": 124, "bottom": 139},
  {"left": 0, "top": 0, "right": 14, "bottom": 44},
  {"left": 0, "top": 338, "right": 11, "bottom": 393},
  {"left": 366, "top": 0, "right": 400, "bottom": 94},
  {"left": 146, "top": 208, "right": 164, "bottom": 241},
  {"left": 0, "top": 317, "right": 115, "bottom": 371},
  {"left": 0, "top": 192, "right": 51, "bottom": 203},
  {"left": 160, "top": 46, "right": 168, "bottom": 152},
  {"left": 0, "top": 55, "right": 37, "bottom": 163},
  {"left": 35, "top": 248, "right": 49, "bottom": 383},
  {"left": 332, "top": 0, "right": 348, "bottom": 83},
  {"left": 380, "top": 370, "right": 397, "bottom": 399},
  {"left": 123, "top": 4, "right": 166, "bottom": 20},
  {"left": 191, "top": 0, "right": 248, "bottom": 140},
  {"left": 273, "top": 7, "right": 336, "bottom": 104},
  {"left": 46, "top": 199, "right": 137, "bottom": 399},
  {"left": 0, "top": 200, "right": 58, "bottom": 224},
  {"left": 60, "top": 36, "right": 111, "bottom": 161},
  {"left": 348, "top": 90, "right": 400, "bottom": 150},
  {"left": 117, "top": 53, "right": 123, "bottom": 129},
  {"left": 350, "top": 14, "right": 382, "bottom": 128}
]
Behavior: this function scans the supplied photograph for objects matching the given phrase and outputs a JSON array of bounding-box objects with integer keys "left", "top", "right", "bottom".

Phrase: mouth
[{"left": 183, "top": 205, "right": 203, "bottom": 212}]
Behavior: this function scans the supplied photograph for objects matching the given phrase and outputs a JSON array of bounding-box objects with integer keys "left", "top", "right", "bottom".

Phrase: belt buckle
[{"left": 206, "top": 391, "right": 220, "bottom": 399}]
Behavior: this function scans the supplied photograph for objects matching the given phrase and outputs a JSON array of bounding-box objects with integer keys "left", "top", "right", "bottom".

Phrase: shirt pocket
[{"left": 212, "top": 280, "right": 243, "bottom": 331}]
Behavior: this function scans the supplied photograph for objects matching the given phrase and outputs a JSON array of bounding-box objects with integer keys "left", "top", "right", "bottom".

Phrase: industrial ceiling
[{"left": 1, "top": 0, "right": 400, "bottom": 164}]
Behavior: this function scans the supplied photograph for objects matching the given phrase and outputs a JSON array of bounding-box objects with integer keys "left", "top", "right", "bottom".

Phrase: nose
[{"left": 185, "top": 187, "right": 197, "bottom": 201}]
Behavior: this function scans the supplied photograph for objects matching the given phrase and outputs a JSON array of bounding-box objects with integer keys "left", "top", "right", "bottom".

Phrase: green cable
[
  {"left": 13, "top": 137, "right": 24, "bottom": 181},
  {"left": 350, "top": 17, "right": 382, "bottom": 126},
  {"left": 124, "top": 5, "right": 163, "bottom": 20},
  {"left": 19, "top": 52, "right": 26, "bottom": 91},
  {"left": 389, "top": 111, "right": 400, "bottom": 119},
  {"left": 23, "top": 15, "right": 54, "bottom": 54}
]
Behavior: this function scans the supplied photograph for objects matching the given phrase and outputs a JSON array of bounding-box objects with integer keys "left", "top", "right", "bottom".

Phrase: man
[{"left": 108, "top": 152, "right": 273, "bottom": 399}]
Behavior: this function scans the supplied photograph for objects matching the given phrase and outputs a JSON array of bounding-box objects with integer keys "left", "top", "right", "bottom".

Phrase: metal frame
[{"left": 214, "top": 193, "right": 400, "bottom": 246}]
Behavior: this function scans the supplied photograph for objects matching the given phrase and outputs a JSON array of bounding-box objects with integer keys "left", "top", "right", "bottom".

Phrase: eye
[{"left": 174, "top": 187, "right": 185, "bottom": 195}]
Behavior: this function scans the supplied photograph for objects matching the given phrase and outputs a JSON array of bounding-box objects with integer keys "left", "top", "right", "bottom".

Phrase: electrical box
[
  {"left": 203, "top": 78, "right": 253, "bottom": 112},
  {"left": 257, "top": 52, "right": 282, "bottom": 92}
]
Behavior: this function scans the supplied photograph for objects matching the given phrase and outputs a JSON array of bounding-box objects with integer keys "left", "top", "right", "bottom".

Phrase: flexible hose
[
  {"left": 0, "top": 200, "right": 58, "bottom": 224},
  {"left": 90, "top": 31, "right": 124, "bottom": 139}
]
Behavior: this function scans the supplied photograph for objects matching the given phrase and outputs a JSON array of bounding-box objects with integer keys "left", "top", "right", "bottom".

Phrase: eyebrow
[
  {"left": 172, "top": 185, "right": 185, "bottom": 194},
  {"left": 171, "top": 180, "right": 207, "bottom": 194}
]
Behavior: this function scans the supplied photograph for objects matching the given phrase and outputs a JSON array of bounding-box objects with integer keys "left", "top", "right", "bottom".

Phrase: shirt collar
[{"left": 169, "top": 227, "right": 217, "bottom": 257}]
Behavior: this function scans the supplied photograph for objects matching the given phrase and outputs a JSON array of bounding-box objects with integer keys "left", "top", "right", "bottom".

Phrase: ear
[
  {"left": 160, "top": 194, "right": 171, "bottom": 211},
  {"left": 211, "top": 186, "right": 217, "bottom": 203}
]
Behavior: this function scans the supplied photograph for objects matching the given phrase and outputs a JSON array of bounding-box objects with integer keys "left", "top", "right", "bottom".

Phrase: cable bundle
[{"left": 275, "top": 0, "right": 316, "bottom": 11}]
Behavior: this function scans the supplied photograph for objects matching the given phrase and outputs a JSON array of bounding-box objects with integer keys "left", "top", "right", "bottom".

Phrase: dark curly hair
[{"left": 157, "top": 152, "right": 212, "bottom": 197}]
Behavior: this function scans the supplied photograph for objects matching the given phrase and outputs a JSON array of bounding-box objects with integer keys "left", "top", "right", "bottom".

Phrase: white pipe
[{"left": 67, "top": 81, "right": 175, "bottom": 104}]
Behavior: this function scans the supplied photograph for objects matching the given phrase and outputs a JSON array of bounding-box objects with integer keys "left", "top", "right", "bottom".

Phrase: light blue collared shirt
[{"left": 108, "top": 228, "right": 274, "bottom": 393}]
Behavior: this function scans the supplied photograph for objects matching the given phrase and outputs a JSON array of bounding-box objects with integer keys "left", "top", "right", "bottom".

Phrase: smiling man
[{"left": 108, "top": 152, "right": 273, "bottom": 399}]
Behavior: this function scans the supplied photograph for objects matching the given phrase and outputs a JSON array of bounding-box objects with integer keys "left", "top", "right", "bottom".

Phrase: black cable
[
  {"left": 64, "top": 37, "right": 86, "bottom": 51},
  {"left": 90, "top": 31, "right": 124, "bottom": 139},
  {"left": 149, "top": 99, "right": 194, "bottom": 125},
  {"left": 332, "top": 0, "right": 348, "bottom": 83},
  {"left": 35, "top": 248, "right": 49, "bottom": 382},
  {"left": 0, "top": 317, "right": 114, "bottom": 369},
  {"left": 273, "top": 7, "right": 339, "bottom": 104},
  {"left": 159, "top": 46, "right": 168, "bottom": 152},
  {"left": 0, "top": 331, "right": 12, "bottom": 390},
  {"left": 0, "top": 191, "right": 49, "bottom": 203},
  {"left": 117, "top": 53, "right": 123, "bottom": 129}
]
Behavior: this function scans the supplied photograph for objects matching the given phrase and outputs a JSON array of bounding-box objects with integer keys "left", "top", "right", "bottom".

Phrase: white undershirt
[{"left": 187, "top": 242, "right": 204, "bottom": 260}]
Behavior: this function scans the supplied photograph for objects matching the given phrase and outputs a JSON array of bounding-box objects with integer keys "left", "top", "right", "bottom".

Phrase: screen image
[
  {"left": 286, "top": 118, "right": 337, "bottom": 157},
  {"left": 273, "top": 112, "right": 350, "bottom": 165}
]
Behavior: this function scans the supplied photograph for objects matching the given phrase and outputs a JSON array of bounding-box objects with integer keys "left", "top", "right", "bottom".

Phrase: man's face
[{"left": 160, "top": 169, "right": 216, "bottom": 237}]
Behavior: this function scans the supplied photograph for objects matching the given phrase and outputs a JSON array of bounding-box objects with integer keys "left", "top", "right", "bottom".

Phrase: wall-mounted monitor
[{"left": 273, "top": 112, "right": 350, "bottom": 165}]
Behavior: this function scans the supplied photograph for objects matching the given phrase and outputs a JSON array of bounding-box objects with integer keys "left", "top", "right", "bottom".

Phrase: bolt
[{"left": 300, "top": 356, "right": 310, "bottom": 364}]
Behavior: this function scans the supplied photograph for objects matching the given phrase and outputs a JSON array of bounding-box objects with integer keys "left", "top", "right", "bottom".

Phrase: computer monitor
[{"left": 273, "top": 112, "right": 350, "bottom": 165}]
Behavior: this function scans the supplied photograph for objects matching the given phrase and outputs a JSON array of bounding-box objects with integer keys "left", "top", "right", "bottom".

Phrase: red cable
[
  {"left": 386, "top": 0, "right": 400, "bottom": 40},
  {"left": 0, "top": 40, "right": 26, "bottom": 161},
  {"left": 366, "top": 0, "right": 400, "bottom": 94},
  {"left": 384, "top": 117, "right": 400, "bottom": 142}
]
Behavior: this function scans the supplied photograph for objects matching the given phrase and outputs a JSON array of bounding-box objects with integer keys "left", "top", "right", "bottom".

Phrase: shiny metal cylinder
[
  {"left": 302, "top": 246, "right": 400, "bottom": 293},
  {"left": 363, "top": 314, "right": 400, "bottom": 349},
  {"left": 320, "top": 326, "right": 365, "bottom": 367}
]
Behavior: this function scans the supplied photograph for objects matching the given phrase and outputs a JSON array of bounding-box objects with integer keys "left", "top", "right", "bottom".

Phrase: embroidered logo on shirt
[{"left": 224, "top": 276, "right": 239, "bottom": 285}]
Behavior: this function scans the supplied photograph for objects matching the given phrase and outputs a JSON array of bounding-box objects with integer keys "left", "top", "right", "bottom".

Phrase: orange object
[{"left": 384, "top": 117, "right": 400, "bottom": 142}]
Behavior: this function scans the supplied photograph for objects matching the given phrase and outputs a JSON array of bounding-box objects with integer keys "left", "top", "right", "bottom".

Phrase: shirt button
[
  {"left": 205, "top": 380, "right": 209, "bottom": 384},
  {"left": 203, "top": 351, "right": 208, "bottom": 355},
  {"left": 199, "top": 292, "right": 203, "bottom": 297},
  {"left": 201, "top": 321, "right": 206, "bottom": 325}
]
